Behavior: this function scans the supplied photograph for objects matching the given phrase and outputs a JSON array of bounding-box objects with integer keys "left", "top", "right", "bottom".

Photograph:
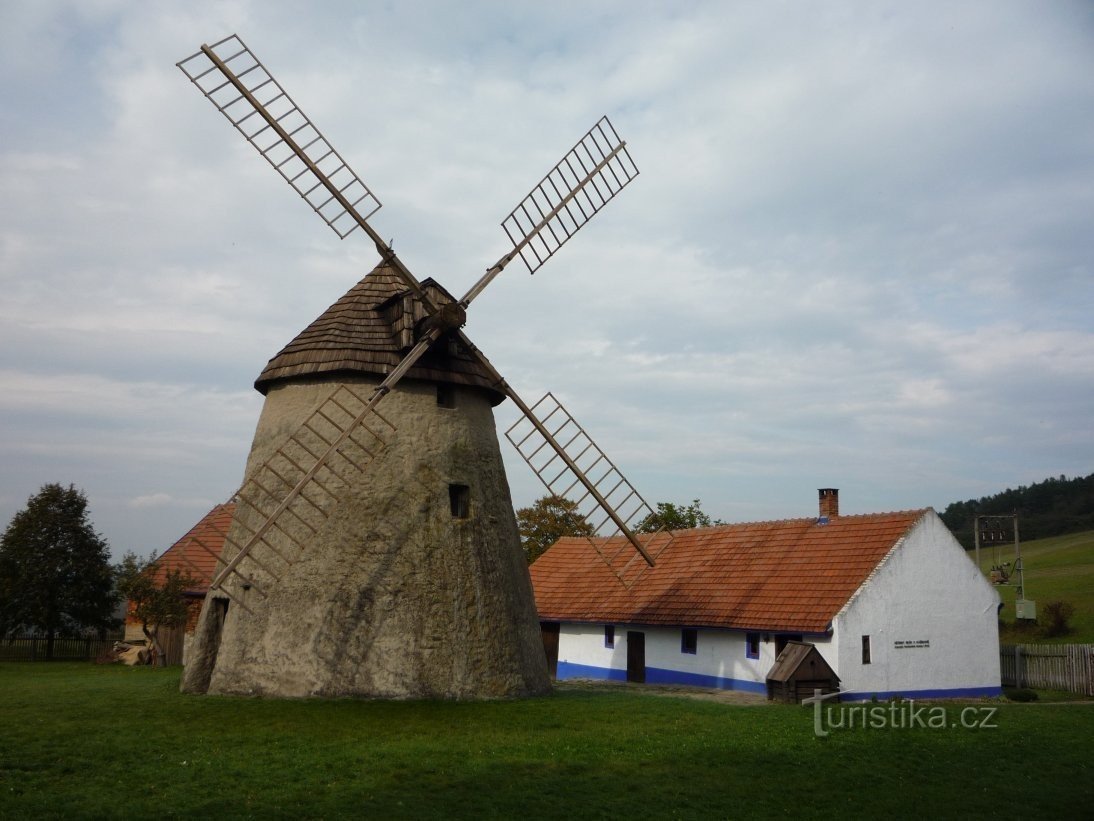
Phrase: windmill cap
[{"left": 253, "top": 262, "right": 505, "bottom": 404}]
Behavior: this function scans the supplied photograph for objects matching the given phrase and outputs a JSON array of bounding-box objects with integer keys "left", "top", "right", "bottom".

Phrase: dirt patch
[{"left": 554, "top": 677, "right": 769, "bottom": 705}]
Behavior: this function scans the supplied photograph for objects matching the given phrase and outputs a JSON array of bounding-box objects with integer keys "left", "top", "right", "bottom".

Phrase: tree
[
  {"left": 939, "top": 472, "right": 1094, "bottom": 549},
  {"left": 0, "top": 483, "right": 118, "bottom": 657},
  {"left": 115, "top": 553, "right": 198, "bottom": 666},
  {"left": 637, "top": 499, "right": 724, "bottom": 533},
  {"left": 516, "top": 495, "right": 595, "bottom": 564}
]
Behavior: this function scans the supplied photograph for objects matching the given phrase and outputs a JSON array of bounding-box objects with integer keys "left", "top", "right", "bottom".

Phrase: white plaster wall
[
  {"left": 123, "top": 622, "right": 144, "bottom": 643},
  {"left": 643, "top": 627, "right": 760, "bottom": 687},
  {"left": 832, "top": 511, "right": 1001, "bottom": 697},
  {"left": 558, "top": 623, "right": 628, "bottom": 676},
  {"left": 558, "top": 623, "right": 822, "bottom": 690}
]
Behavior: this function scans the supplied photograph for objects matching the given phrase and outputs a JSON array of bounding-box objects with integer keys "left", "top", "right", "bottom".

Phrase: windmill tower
[{"left": 176, "top": 35, "right": 673, "bottom": 699}]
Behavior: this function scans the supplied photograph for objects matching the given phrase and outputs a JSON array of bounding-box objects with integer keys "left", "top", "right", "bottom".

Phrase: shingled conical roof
[{"left": 254, "top": 262, "right": 504, "bottom": 403}]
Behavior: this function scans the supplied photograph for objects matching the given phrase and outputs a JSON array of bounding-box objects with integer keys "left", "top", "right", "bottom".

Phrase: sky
[{"left": 1, "top": 0, "right": 1092, "bottom": 559}]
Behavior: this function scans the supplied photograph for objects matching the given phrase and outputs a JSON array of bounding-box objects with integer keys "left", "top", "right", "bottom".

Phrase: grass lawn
[
  {"left": 1, "top": 664, "right": 1092, "bottom": 819},
  {"left": 973, "top": 530, "right": 1094, "bottom": 643}
]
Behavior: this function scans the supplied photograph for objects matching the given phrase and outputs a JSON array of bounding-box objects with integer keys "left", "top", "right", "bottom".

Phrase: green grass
[
  {"left": 972, "top": 530, "right": 1094, "bottom": 643},
  {"left": 1, "top": 664, "right": 1092, "bottom": 819}
]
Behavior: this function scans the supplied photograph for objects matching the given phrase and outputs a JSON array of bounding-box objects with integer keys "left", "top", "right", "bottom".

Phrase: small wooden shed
[{"left": 766, "top": 641, "right": 840, "bottom": 703}]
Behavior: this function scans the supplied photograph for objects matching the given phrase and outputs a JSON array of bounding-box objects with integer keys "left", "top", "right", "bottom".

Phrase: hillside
[
  {"left": 941, "top": 472, "right": 1094, "bottom": 549},
  {"left": 972, "top": 529, "right": 1094, "bottom": 644}
]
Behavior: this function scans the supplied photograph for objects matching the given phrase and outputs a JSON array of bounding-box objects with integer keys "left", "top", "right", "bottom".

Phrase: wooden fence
[
  {"left": 1000, "top": 643, "right": 1094, "bottom": 695},
  {"left": 0, "top": 636, "right": 119, "bottom": 662}
]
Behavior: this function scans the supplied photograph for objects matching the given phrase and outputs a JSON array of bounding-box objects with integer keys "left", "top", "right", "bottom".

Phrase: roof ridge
[
  {"left": 532, "top": 507, "right": 931, "bottom": 633},
  {"left": 554, "top": 508, "right": 931, "bottom": 542}
]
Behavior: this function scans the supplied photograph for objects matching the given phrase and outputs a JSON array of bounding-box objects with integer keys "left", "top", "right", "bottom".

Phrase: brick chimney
[{"left": 818, "top": 488, "right": 839, "bottom": 521}]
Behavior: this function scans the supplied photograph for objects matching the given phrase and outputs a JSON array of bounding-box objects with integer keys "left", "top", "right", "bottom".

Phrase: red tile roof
[
  {"left": 530, "top": 510, "right": 929, "bottom": 633},
  {"left": 150, "top": 502, "right": 235, "bottom": 593}
]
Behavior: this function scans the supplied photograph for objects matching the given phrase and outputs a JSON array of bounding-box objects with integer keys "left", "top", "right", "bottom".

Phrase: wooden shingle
[{"left": 254, "top": 263, "right": 504, "bottom": 403}]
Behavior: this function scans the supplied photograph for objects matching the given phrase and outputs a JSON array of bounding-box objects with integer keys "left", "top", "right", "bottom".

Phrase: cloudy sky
[{"left": 1, "top": 1, "right": 1091, "bottom": 558}]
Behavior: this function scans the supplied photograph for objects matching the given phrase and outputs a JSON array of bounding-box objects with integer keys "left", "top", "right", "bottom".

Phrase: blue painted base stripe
[
  {"left": 556, "top": 662, "right": 1001, "bottom": 701},
  {"left": 556, "top": 661, "right": 766, "bottom": 694},
  {"left": 839, "top": 685, "right": 1002, "bottom": 701},
  {"left": 556, "top": 661, "right": 628, "bottom": 682},
  {"left": 645, "top": 666, "right": 767, "bottom": 694}
]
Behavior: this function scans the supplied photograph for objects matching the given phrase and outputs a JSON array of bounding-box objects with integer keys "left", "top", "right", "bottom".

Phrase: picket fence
[
  {"left": 0, "top": 636, "right": 118, "bottom": 662},
  {"left": 999, "top": 643, "right": 1094, "bottom": 696}
]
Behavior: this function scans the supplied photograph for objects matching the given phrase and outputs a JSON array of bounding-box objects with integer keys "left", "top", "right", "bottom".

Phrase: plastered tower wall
[{"left": 182, "top": 376, "right": 550, "bottom": 698}]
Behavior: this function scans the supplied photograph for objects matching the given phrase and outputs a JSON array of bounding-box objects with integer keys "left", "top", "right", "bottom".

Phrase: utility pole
[{"left": 976, "top": 512, "right": 1034, "bottom": 620}]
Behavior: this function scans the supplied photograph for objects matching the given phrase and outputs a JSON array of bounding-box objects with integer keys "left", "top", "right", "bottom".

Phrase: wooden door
[
  {"left": 775, "top": 634, "right": 802, "bottom": 657},
  {"left": 626, "top": 631, "right": 645, "bottom": 683},
  {"left": 540, "top": 622, "right": 560, "bottom": 678},
  {"left": 158, "top": 625, "right": 185, "bottom": 666}
]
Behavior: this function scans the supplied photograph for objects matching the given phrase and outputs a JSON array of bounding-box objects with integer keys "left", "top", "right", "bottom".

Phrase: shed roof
[
  {"left": 530, "top": 509, "right": 929, "bottom": 633},
  {"left": 254, "top": 263, "right": 503, "bottom": 403},
  {"left": 766, "top": 641, "right": 839, "bottom": 683},
  {"left": 150, "top": 501, "right": 235, "bottom": 594}
]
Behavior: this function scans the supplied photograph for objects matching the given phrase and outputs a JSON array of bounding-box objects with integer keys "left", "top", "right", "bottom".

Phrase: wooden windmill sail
[{"left": 176, "top": 35, "right": 672, "bottom": 698}]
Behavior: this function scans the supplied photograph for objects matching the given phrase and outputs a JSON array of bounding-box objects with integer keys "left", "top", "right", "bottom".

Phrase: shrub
[
  {"left": 1005, "top": 688, "right": 1039, "bottom": 702},
  {"left": 1041, "top": 600, "right": 1075, "bottom": 638}
]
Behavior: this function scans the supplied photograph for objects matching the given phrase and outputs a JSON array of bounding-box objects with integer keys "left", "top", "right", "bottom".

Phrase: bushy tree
[
  {"left": 115, "top": 553, "right": 198, "bottom": 666},
  {"left": 0, "top": 483, "right": 118, "bottom": 657},
  {"left": 516, "top": 495, "right": 595, "bottom": 564},
  {"left": 637, "top": 499, "right": 724, "bottom": 533},
  {"left": 1040, "top": 600, "right": 1075, "bottom": 638}
]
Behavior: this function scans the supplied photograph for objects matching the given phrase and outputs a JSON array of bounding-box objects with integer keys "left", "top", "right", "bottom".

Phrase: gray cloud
[{"left": 1, "top": 0, "right": 1091, "bottom": 556}]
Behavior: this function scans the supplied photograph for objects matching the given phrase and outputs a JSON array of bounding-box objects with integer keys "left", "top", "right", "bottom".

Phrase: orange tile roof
[
  {"left": 150, "top": 502, "right": 235, "bottom": 593},
  {"left": 530, "top": 510, "right": 929, "bottom": 633}
]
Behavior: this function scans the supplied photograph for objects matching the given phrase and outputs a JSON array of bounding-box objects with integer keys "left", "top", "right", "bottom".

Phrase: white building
[{"left": 530, "top": 490, "right": 1001, "bottom": 700}]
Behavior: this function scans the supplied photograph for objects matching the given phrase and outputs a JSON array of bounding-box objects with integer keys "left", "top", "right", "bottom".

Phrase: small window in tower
[
  {"left": 437, "top": 385, "right": 456, "bottom": 409},
  {"left": 449, "top": 484, "right": 470, "bottom": 519}
]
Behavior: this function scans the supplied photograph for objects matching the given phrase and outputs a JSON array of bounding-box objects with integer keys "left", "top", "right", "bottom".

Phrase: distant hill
[{"left": 941, "top": 473, "right": 1094, "bottom": 550}]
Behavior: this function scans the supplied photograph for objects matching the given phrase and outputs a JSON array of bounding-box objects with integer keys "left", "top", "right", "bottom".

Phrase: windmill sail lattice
[
  {"left": 164, "top": 512, "right": 234, "bottom": 602},
  {"left": 500, "top": 117, "right": 639, "bottom": 275},
  {"left": 506, "top": 393, "right": 673, "bottom": 587},
  {"left": 179, "top": 33, "right": 660, "bottom": 607},
  {"left": 177, "top": 32, "right": 676, "bottom": 700},
  {"left": 177, "top": 35, "right": 382, "bottom": 239},
  {"left": 208, "top": 385, "right": 396, "bottom": 606}
]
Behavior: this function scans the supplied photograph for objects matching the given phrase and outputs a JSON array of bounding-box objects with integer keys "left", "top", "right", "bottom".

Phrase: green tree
[
  {"left": 637, "top": 499, "right": 724, "bottom": 533},
  {"left": 115, "top": 553, "right": 198, "bottom": 666},
  {"left": 0, "top": 483, "right": 118, "bottom": 657},
  {"left": 939, "top": 472, "right": 1094, "bottom": 549},
  {"left": 516, "top": 495, "right": 595, "bottom": 564}
]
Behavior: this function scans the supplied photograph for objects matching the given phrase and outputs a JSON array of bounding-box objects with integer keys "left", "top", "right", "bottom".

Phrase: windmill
[{"left": 176, "top": 35, "right": 672, "bottom": 698}]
